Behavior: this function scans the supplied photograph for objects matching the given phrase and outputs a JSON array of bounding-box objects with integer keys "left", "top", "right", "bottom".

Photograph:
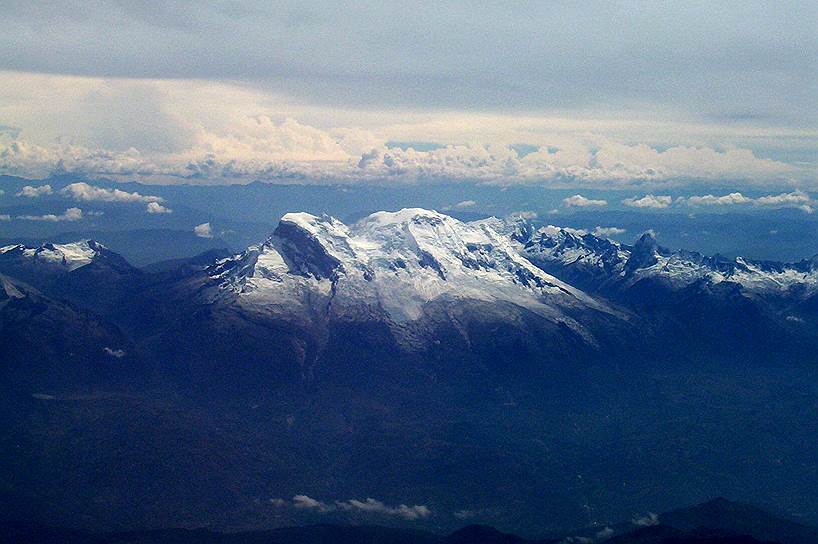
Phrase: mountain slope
[
  {"left": 122, "top": 209, "right": 639, "bottom": 392},
  {"left": 0, "top": 273, "right": 142, "bottom": 393},
  {"left": 660, "top": 498, "right": 818, "bottom": 544},
  {"left": 5, "top": 211, "right": 818, "bottom": 534},
  {"left": 0, "top": 240, "right": 142, "bottom": 314}
]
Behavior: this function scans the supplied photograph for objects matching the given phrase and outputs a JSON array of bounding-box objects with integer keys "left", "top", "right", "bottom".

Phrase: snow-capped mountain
[
  {"left": 5, "top": 210, "right": 818, "bottom": 535},
  {"left": 520, "top": 225, "right": 818, "bottom": 299},
  {"left": 0, "top": 240, "right": 108, "bottom": 273},
  {"left": 0, "top": 239, "right": 141, "bottom": 314},
  {"left": 197, "top": 209, "right": 617, "bottom": 341}
]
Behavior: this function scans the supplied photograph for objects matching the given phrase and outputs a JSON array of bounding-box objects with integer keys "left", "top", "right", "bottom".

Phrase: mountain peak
[
  {"left": 0, "top": 240, "right": 104, "bottom": 271},
  {"left": 205, "top": 209, "right": 606, "bottom": 326},
  {"left": 624, "top": 231, "right": 660, "bottom": 274}
]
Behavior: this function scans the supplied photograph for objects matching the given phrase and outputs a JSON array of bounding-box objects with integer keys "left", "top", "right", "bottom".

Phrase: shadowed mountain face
[
  {"left": 3, "top": 210, "right": 818, "bottom": 534},
  {"left": 0, "top": 273, "right": 143, "bottom": 394},
  {"left": 659, "top": 498, "right": 818, "bottom": 544}
]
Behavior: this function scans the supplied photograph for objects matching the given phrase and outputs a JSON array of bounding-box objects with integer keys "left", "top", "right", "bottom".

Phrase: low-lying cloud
[
  {"left": 686, "top": 192, "right": 753, "bottom": 206},
  {"left": 633, "top": 512, "right": 659, "bottom": 527},
  {"left": 146, "top": 202, "right": 172, "bottom": 214},
  {"left": 592, "top": 226, "right": 626, "bottom": 238},
  {"left": 292, "top": 495, "right": 335, "bottom": 513},
  {"left": 18, "top": 207, "right": 83, "bottom": 222},
  {"left": 60, "top": 182, "right": 170, "bottom": 213},
  {"left": 563, "top": 194, "right": 608, "bottom": 208},
  {"left": 289, "top": 495, "right": 430, "bottom": 520},
  {"left": 622, "top": 195, "right": 673, "bottom": 209},
  {"left": 16, "top": 184, "right": 53, "bottom": 197},
  {"left": 104, "top": 347, "right": 126, "bottom": 358},
  {"left": 194, "top": 222, "right": 213, "bottom": 238},
  {"left": 682, "top": 190, "right": 813, "bottom": 213}
]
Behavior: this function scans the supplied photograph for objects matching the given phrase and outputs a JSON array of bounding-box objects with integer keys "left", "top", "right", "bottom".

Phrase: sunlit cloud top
[{"left": 0, "top": 1, "right": 816, "bottom": 186}]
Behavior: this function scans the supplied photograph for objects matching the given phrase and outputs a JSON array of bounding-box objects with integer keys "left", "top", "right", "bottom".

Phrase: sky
[{"left": 0, "top": 1, "right": 816, "bottom": 187}]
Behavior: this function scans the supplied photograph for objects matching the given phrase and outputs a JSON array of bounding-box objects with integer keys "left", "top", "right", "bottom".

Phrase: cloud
[
  {"left": 539, "top": 225, "right": 588, "bottom": 237},
  {"left": 683, "top": 190, "right": 813, "bottom": 212},
  {"left": 0, "top": 189, "right": 5, "bottom": 196},
  {"left": 592, "top": 226, "right": 626, "bottom": 238},
  {"left": 16, "top": 184, "right": 53, "bottom": 197},
  {"left": 508, "top": 210, "right": 538, "bottom": 220},
  {"left": 563, "top": 194, "right": 607, "bottom": 208},
  {"left": 685, "top": 192, "right": 753, "bottom": 206},
  {"left": 292, "top": 495, "right": 335, "bottom": 513},
  {"left": 290, "top": 495, "right": 430, "bottom": 520},
  {"left": 269, "top": 498, "right": 287, "bottom": 507},
  {"left": 104, "top": 347, "right": 126, "bottom": 358},
  {"left": 61, "top": 182, "right": 163, "bottom": 203},
  {"left": 596, "top": 527, "right": 615, "bottom": 540},
  {"left": 61, "top": 182, "right": 173, "bottom": 214},
  {"left": 453, "top": 199, "right": 477, "bottom": 209},
  {"left": 146, "top": 201, "right": 172, "bottom": 214},
  {"left": 454, "top": 510, "right": 478, "bottom": 520},
  {"left": 335, "top": 498, "right": 431, "bottom": 520},
  {"left": 755, "top": 190, "right": 812, "bottom": 212},
  {"left": 0, "top": 214, "right": 10, "bottom": 221},
  {"left": 542, "top": 224, "right": 625, "bottom": 239},
  {"left": 622, "top": 194, "right": 672, "bottom": 209},
  {"left": 194, "top": 222, "right": 213, "bottom": 238},
  {"left": 633, "top": 513, "right": 659, "bottom": 527},
  {"left": 0, "top": 75, "right": 804, "bottom": 186},
  {"left": 18, "top": 207, "right": 83, "bottom": 222},
  {"left": 1, "top": 2, "right": 815, "bottom": 134}
]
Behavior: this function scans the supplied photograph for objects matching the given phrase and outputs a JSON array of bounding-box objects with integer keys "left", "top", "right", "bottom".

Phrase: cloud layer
[
  {"left": 0, "top": 71, "right": 811, "bottom": 186},
  {"left": 1, "top": 2, "right": 815, "bottom": 129}
]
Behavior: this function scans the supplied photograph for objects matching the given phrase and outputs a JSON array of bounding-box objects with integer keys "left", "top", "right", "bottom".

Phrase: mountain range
[{"left": 3, "top": 209, "right": 818, "bottom": 534}]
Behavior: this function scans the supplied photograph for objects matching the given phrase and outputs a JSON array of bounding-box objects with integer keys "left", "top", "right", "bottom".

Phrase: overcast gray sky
[{"left": 1, "top": 1, "right": 816, "bottom": 186}]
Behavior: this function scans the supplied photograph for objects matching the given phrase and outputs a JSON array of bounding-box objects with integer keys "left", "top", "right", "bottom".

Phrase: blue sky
[{"left": 0, "top": 1, "right": 816, "bottom": 186}]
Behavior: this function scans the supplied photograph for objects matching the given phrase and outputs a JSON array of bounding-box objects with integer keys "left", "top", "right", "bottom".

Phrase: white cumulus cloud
[
  {"left": 61, "top": 182, "right": 163, "bottom": 203},
  {"left": 592, "top": 226, "right": 626, "bottom": 238},
  {"left": 685, "top": 192, "right": 753, "bottom": 206},
  {"left": 622, "top": 194, "right": 673, "bottom": 209},
  {"left": 563, "top": 194, "right": 608, "bottom": 208},
  {"left": 61, "top": 182, "right": 172, "bottom": 214},
  {"left": 292, "top": 495, "right": 335, "bottom": 513},
  {"left": 18, "top": 207, "right": 83, "bottom": 222},
  {"left": 146, "top": 201, "right": 172, "bottom": 214},
  {"left": 16, "top": 184, "right": 53, "bottom": 197},
  {"left": 755, "top": 190, "right": 812, "bottom": 212},
  {"left": 683, "top": 190, "right": 813, "bottom": 212},
  {"left": 194, "top": 222, "right": 213, "bottom": 238}
]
